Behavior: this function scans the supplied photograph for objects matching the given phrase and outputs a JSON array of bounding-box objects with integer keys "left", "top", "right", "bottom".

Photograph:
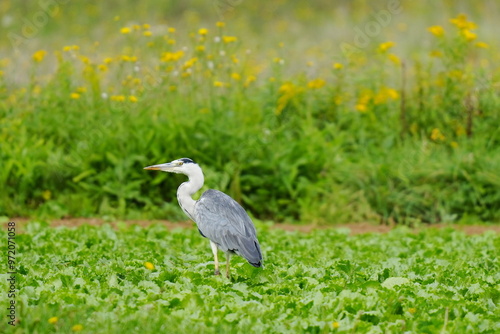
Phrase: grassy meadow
[
  {"left": 2, "top": 2, "right": 500, "bottom": 333},
  {"left": 1, "top": 0, "right": 500, "bottom": 224}
]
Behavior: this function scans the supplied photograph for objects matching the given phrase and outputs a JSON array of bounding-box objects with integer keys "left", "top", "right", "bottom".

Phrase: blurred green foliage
[{"left": 0, "top": 0, "right": 499, "bottom": 223}]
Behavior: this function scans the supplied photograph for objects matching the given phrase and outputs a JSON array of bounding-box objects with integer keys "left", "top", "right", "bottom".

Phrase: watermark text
[{"left": 6, "top": 222, "right": 17, "bottom": 326}]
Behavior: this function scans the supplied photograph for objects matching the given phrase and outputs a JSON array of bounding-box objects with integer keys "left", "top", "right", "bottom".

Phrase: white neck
[{"left": 176, "top": 164, "right": 204, "bottom": 221}]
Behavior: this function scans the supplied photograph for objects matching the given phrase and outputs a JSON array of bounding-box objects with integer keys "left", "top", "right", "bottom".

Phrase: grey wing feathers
[{"left": 194, "top": 189, "right": 262, "bottom": 267}]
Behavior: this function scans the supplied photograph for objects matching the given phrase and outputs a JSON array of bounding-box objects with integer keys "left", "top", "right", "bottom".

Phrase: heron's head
[{"left": 144, "top": 158, "right": 199, "bottom": 175}]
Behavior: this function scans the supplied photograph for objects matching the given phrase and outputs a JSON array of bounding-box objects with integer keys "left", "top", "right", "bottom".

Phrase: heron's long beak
[{"left": 143, "top": 163, "right": 175, "bottom": 171}]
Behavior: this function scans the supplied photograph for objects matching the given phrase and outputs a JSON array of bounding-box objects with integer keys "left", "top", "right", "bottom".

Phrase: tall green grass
[{"left": 1, "top": 1, "right": 499, "bottom": 223}]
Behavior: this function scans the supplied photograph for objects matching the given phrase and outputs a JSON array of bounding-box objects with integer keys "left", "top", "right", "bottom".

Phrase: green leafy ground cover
[{"left": 2, "top": 222, "right": 499, "bottom": 333}]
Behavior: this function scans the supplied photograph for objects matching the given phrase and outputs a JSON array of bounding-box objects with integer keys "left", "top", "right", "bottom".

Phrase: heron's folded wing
[{"left": 195, "top": 189, "right": 261, "bottom": 264}]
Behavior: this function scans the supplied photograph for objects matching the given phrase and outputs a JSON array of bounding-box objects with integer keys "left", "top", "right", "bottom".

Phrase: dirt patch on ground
[
  {"left": 7, "top": 218, "right": 500, "bottom": 235},
  {"left": 9, "top": 218, "right": 194, "bottom": 231},
  {"left": 274, "top": 222, "right": 396, "bottom": 234},
  {"left": 272, "top": 222, "right": 500, "bottom": 235}
]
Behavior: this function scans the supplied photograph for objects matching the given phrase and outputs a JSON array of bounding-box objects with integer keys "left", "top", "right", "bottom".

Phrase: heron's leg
[
  {"left": 210, "top": 241, "right": 220, "bottom": 275},
  {"left": 225, "top": 252, "right": 232, "bottom": 279}
]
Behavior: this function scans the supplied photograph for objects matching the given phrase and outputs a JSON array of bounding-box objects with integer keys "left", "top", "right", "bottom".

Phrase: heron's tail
[
  {"left": 244, "top": 240, "right": 263, "bottom": 267},
  {"left": 249, "top": 260, "right": 262, "bottom": 268}
]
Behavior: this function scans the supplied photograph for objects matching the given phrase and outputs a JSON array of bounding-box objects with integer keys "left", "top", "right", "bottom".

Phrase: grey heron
[{"left": 144, "top": 158, "right": 262, "bottom": 278}]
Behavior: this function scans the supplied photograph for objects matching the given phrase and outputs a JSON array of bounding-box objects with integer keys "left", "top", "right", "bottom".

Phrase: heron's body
[
  {"left": 196, "top": 189, "right": 262, "bottom": 267},
  {"left": 144, "top": 158, "right": 262, "bottom": 277}
]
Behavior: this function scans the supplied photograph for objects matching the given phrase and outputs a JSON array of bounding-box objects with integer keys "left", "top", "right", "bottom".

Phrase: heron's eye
[{"left": 178, "top": 161, "right": 183, "bottom": 166}]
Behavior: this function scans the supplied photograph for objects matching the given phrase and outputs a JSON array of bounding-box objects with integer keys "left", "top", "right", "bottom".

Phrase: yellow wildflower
[
  {"left": 70, "top": 93, "right": 81, "bottom": 99},
  {"left": 388, "top": 53, "right": 401, "bottom": 65},
  {"left": 355, "top": 103, "right": 368, "bottom": 112},
  {"left": 196, "top": 45, "right": 205, "bottom": 52},
  {"left": 273, "top": 57, "right": 284, "bottom": 64},
  {"left": 183, "top": 57, "right": 198, "bottom": 69},
  {"left": 120, "top": 27, "right": 131, "bottom": 34},
  {"left": 386, "top": 88, "right": 399, "bottom": 100},
  {"left": 427, "top": 25, "right": 445, "bottom": 37},
  {"left": 72, "top": 324, "right": 83, "bottom": 332},
  {"left": 104, "top": 57, "right": 113, "bottom": 64},
  {"left": 98, "top": 64, "right": 108, "bottom": 72},
  {"left": 332, "top": 322, "right": 340, "bottom": 329},
  {"left": 41, "top": 190, "right": 51, "bottom": 200},
  {"left": 231, "top": 73, "right": 241, "bottom": 81},
  {"left": 161, "top": 50, "right": 184, "bottom": 62},
  {"left": 231, "top": 55, "right": 239, "bottom": 64},
  {"left": 32, "top": 85, "right": 41, "bottom": 95},
  {"left": 143, "top": 31, "right": 152, "bottom": 37},
  {"left": 111, "top": 95, "right": 126, "bottom": 102},
  {"left": 244, "top": 75, "right": 257, "bottom": 87},
  {"left": 279, "top": 83, "right": 295, "bottom": 94},
  {"left": 32, "top": 50, "right": 47, "bottom": 62},
  {"left": 0, "top": 70, "right": 3, "bottom": 78},
  {"left": 378, "top": 41, "right": 395, "bottom": 52},
  {"left": 430, "top": 128, "right": 445, "bottom": 141},
  {"left": 374, "top": 87, "right": 399, "bottom": 104},
  {"left": 48, "top": 317, "right": 58, "bottom": 324},
  {"left": 63, "top": 45, "right": 79, "bottom": 52},
  {"left": 475, "top": 42, "right": 489, "bottom": 49},
  {"left": 276, "top": 83, "right": 302, "bottom": 115},
  {"left": 461, "top": 29, "right": 477, "bottom": 41},
  {"left": 449, "top": 69, "right": 463, "bottom": 79},
  {"left": 129, "top": 95, "right": 138, "bottom": 103},
  {"left": 132, "top": 24, "right": 141, "bottom": 31},
  {"left": 143, "top": 24, "right": 151, "bottom": 29},
  {"left": 409, "top": 308, "right": 417, "bottom": 314},
  {"left": 168, "top": 27, "right": 176, "bottom": 33},
  {"left": 144, "top": 262, "right": 155, "bottom": 270},
  {"left": 222, "top": 36, "right": 237, "bottom": 43},
  {"left": 450, "top": 141, "right": 459, "bottom": 148},
  {"left": 430, "top": 50, "right": 443, "bottom": 58},
  {"left": 216, "top": 21, "right": 225, "bottom": 28},
  {"left": 198, "top": 28, "right": 208, "bottom": 35},
  {"left": 214, "top": 81, "right": 225, "bottom": 87},
  {"left": 449, "top": 14, "right": 477, "bottom": 30},
  {"left": 355, "top": 91, "right": 372, "bottom": 112},
  {"left": 307, "top": 78, "right": 326, "bottom": 89},
  {"left": 333, "top": 62, "right": 343, "bottom": 70},
  {"left": 80, "top": 56, "right": 91, "bottom": 65},
  {"left": 167, "top": 39, "right": 176, "bottom": 45}
]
